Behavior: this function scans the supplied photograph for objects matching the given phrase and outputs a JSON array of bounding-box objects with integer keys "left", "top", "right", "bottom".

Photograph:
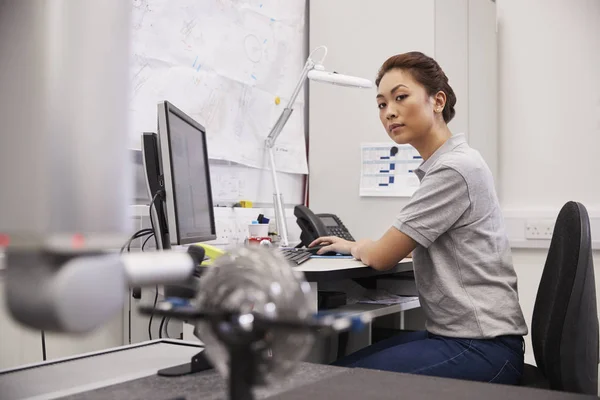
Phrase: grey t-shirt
[{"left": 393, "top": 134, "right": 528, "bottom": 338}]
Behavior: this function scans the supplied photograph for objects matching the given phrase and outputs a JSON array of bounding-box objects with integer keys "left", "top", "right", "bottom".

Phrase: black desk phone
[{"left": 294, "top": 205, "right": 355, "bottom": 247}]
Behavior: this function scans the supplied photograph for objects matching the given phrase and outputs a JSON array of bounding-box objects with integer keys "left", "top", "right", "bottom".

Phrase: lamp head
[{"left": 308, "top": 65, "right": 372, "bottom": 89}]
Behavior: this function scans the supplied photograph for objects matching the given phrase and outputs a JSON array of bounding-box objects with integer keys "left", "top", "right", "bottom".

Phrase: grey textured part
[
  {"left": 0, "top": 342, "right": 201, "bottom": 400},
  {"left": 58, "top": 362, "right": 347, "bottom": 400},
  {"left": 269, "top": 368, "right": 599, "bottom": 400}
]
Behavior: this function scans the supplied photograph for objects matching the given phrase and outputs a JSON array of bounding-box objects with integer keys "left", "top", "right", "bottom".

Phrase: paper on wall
[
  {"left": 130, "top": 0, "right": 308, "bottom": 174},
  {"left": 360, "top": 142, "right": 422, "bottom": 197}
]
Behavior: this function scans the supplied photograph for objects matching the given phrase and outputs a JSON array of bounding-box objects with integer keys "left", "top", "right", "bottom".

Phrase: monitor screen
[
  {"left": 168, "top": 110, "right": 214, "bottom": 242},
  {"left": 156, "top": 101, "right": 216, "bottom": 245}
]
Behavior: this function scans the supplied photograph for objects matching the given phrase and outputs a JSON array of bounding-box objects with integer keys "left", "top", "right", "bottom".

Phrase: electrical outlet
[
  {"left": 524, "top": 220, "right": 555, "bottom": 240},
  {"left": 211, "top": 217, "right": 235, "bottom": 246}
]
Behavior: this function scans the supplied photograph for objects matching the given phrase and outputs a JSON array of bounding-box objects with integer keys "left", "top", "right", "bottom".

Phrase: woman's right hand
[{"left": 308, "top": 236, "right": 355, "bottom": 255}]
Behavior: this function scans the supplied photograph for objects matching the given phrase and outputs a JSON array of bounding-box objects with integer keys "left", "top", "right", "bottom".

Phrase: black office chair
[{"left": 520, "top": 201, "right": 599, "bottom": 394}]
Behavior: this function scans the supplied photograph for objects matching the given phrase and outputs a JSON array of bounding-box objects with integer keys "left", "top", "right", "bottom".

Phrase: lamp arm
[
  {"left": 268, "top": 147, "right": 289, "bottom": 247},
  {"left": 264, "top": 46, "right": 328, "bottom": 247},
  {"left": 265, "top": 57, "right": 315, "bottom": 148}
]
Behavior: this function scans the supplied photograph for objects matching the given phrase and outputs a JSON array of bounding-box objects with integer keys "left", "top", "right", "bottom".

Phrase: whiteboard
[
  {"left": 209, "top": 160, "right": 304, "bottom": 205},
  {"left": 130, "top": 0, "right": 308, "bottom": 175},
  {"left": 132, "top": 149, "right": 304, "bottom": 206}
]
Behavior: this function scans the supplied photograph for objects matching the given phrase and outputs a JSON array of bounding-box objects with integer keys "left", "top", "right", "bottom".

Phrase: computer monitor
[{"left": 142, "top": 100, "right": 216, "bottom": 250}]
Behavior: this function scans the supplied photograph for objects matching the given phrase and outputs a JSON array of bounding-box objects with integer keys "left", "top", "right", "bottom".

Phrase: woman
[{"left": 310, "top": 52, "right": 528, "bottom": 384}]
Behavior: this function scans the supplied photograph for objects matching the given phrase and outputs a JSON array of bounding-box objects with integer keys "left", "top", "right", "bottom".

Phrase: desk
[
  {"left": 136, "top": 258, "right": 418, "bottom": 347},
  {"left": 181, "top": 258, "right": 419, "bottom": 359},
  {"left": 195, "top": 257, "right": 416, "bottom": 315},
  {"left": 0, "top": 340, "right": 595, "bottom": 400},
  {"left": 291, "top": 257, "right": 414, "bottom": 312},
  {"left": 295, "top": 257, "right": 418, "bottom": 360},
  {"left": 294, "top": 257, "right": 413, "bottom": 283},
  {"left": 197, "top": 255, "right": 414, "bottom": 283}
]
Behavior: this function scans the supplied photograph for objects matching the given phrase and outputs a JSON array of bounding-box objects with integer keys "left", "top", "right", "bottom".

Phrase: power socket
[{"left": 524, "top": 220, "right": 555, "bottom": 240}]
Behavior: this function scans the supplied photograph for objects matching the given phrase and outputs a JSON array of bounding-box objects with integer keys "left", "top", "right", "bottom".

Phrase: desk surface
[
  {"left": 272, "top": 367, "right": 598, "bottom": 400},
  {"left": 0, "top": 340, "right": 202, "bottom": 400},
  {"left": 1, "top": 340, "right": 596, "bottom": 400},
  {"left": 295, "top": 257, "right": 413, "bottom": 282},
  {"left": 0, "top": 340, "right": 345, "bottom": 400},
  {"left": 197, "top": 257, "right": 413, "bottom": 283}
]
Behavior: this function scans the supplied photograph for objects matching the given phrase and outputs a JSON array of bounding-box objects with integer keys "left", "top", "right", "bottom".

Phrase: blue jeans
[{"left": 332, "top": 330, "right": 524, "bottom": 385}]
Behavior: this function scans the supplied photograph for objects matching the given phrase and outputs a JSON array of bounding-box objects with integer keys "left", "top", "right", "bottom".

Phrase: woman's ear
[{"left": 433, "top": 91, "right": 447, "bottom": 114}]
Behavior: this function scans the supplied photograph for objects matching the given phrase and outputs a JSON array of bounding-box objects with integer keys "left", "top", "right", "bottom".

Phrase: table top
[
  {"left": 0, "top": 339, "right": 597, "bottom": 400},
  {"left": 295, "top": 257, "right": 413, "bottom": 282},
  {"left": 196, "top": 256, "right": 413, "bottom": 283},
  {"left": 0, "top": 340, "right": 346, "bottom": 400},
  {"left": 3, "top": 340, "right": 595, "bottom": 400},
  {"left": 272, "top": 367, "right": 598, "bottom": 400}
]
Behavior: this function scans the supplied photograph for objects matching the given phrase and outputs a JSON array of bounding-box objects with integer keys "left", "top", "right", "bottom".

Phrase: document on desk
[
  {"left": 360, "top": 142, "right": 422, "bottom": 197},
  {"left": 357, "top": 290, "right": 418, "bottom": 306}
]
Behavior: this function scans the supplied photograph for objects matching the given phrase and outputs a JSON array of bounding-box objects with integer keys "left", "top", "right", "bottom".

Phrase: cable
[
  {"left": 146, "top": 190, "right": 164, "bottom": 340},
  {"left": 120, "top": 228, "right": 153, "bottom": 254},
  {"left": 122, "top": 228, "right": 152, "bottom": 345},
  {"left": 41, "top": 331, "right": 47, "bottom": 361},
  {"left": 158, "top": 316, "right": 166, "bottom": 339},
  {"left": 129, "top": 231, "right": 154, "bottom": 304},
  {"left": 147, "top": 191, "right": 162, "bottom": 340},
  {"left": 149, "top": 191, "right": 163, "bottom": 249},
  {"left": 142, "top": 234, "right": 155, "bottom": 251},
  {"left": 127, "top": 230, "right": 152, "bottom": 253},
  {"left": 121, "top": 195, "right": 163, "bottom": 341},
  {"left": 148, "top": 286, "right": 158, "bottom": 340},
  {"left": 140, "top": 240, "right": 158, "bottom": 341}
]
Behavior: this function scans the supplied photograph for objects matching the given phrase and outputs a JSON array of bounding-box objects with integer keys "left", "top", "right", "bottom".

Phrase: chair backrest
[{"left": 531, "top": 201, "right": 599, "bottom": 394}]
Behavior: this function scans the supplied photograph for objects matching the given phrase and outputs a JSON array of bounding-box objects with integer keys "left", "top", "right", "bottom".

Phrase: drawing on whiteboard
[
  {"left": 180, "top": 19, "right": 197, "bottom": 43},
  {"left": 131, "top": 55, "right": 151, "bottom": 96},
  {"left": 208, "top": 160, "right": 304, "bottom": 204},
  {"left": 132, "top": 0, "right": 151, "bottom": 30},
  {"left": 360, "top": 143, "right": 422, "bottom": 197},
  {"left": 130, "top": 0, "right": 308, "bottom": 174},
  {"left": 244, "top": 34, "right": 263, "bottom": 63}
]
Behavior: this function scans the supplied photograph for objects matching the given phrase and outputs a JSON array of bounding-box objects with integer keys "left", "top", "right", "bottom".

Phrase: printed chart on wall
[
  {"left": 360, "top": 143, "right": 422, "bottom": 197},
  {"left": 130, "top": 0, "right": 308, "bottom": 174}
]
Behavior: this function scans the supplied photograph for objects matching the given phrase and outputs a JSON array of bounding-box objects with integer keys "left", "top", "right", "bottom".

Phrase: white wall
[
  {"left": 497, "top": 0, "right": 600, "bottom": 366},
  {"left": 497, "top": 0, "right": 600, "bottom": 210},
  {"left": 308, "top": 0, "right": 435, "bottom": 240},
  {"left": 308, "top": 0, "right": 499, "bottom": 241}
]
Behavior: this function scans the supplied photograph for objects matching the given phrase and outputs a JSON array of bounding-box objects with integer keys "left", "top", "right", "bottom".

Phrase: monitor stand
[{"left": 157, "top": 349, "right": 213, "bottom": 376}]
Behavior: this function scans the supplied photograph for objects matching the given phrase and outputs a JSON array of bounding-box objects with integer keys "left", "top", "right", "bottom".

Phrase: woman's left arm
[{"left": 351, "top": 228, "right": 417, "bottom": 271}]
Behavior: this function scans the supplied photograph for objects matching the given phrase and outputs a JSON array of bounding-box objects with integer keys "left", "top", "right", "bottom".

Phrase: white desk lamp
[{"left": 265, "top": 46, "right": 372, "bottom": 247}]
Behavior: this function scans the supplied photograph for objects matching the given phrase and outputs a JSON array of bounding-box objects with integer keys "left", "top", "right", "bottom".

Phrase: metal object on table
[{"left": 141, "top": 246, "right": 371, "bottom": 400}]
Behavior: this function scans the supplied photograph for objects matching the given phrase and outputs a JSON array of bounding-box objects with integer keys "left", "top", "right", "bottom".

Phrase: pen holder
[{"left": 248, "top": 223, "right": 269, "bottom": 238}]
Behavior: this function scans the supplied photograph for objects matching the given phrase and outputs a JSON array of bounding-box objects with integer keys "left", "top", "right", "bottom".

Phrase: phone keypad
[{"left": 329, "top": 226, "right": 354, "bottom": 241}]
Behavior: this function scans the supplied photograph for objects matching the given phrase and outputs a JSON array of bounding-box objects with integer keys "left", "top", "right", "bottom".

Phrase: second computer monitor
[{"left": 157, "top": 101, "right": 216, "bottom": 245}]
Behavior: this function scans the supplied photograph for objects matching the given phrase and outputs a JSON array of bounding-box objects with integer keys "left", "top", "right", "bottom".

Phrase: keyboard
[{"left": 280, "top": 248, "right": 312, "bottom": 266}]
